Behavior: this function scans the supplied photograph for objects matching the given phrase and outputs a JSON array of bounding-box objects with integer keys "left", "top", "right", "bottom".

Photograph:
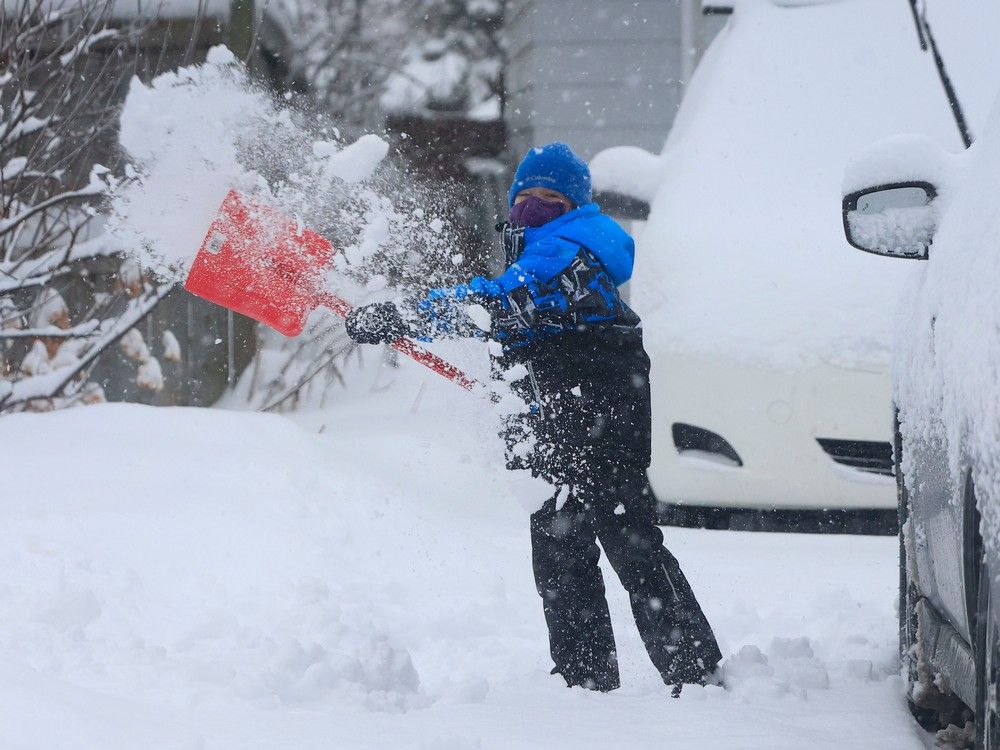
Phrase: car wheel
[{"left": 976, "top": 555, "right": 1000, "bottom": 749}]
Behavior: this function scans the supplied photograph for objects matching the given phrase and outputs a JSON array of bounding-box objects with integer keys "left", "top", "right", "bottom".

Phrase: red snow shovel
[{"left": 184, "top": 190, "right": 480, "bottom": 393}]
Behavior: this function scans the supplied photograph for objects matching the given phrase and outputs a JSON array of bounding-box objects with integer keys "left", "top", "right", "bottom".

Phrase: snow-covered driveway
[{"left": 1, "top": 369, "right": 929, "bottom": 749}]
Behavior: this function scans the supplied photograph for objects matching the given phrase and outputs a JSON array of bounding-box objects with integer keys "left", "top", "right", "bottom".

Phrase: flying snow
[{"left": 107, "top": 46, "right": 452, "bottom": 295}]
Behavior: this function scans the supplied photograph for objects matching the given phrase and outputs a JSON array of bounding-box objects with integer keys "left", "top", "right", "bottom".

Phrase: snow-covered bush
[
  {"left": 272, "top": 0, "right": 503, "bottom": 127},
  {"left": 0, "top": 0, "right": 169, "bottom": 413}
]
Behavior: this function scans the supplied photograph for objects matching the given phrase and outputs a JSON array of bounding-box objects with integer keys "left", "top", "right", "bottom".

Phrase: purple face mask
[{"left": 509, "top": 196, "right": 569, "bottom": 227}]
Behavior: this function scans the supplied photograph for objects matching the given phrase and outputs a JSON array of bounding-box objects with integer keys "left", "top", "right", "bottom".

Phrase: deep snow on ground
[{"left": 2, "top": 359, "right": 929, "bottom": 749}]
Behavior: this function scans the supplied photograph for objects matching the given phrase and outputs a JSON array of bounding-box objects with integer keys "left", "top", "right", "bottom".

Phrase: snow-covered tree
[
  {"left": 0, "top": 0, "right": 170, "bottom": 412},
  {"left": 273, "top": 0, "right": 504, "bottom": 128},
  {"left": 381, "top": 0, "right": 504, "bottom": 119}
]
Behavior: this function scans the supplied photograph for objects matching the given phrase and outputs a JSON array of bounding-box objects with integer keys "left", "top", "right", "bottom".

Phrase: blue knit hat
[{"left": 508, "top": 142, "right": 592, "bottom": 208}]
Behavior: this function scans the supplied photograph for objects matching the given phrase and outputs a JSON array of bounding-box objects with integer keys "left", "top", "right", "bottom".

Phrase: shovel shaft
[
  {"left": 187, "top": 190, "right": 485, "bottom": 397},
  {"left": 316, "top": 293, "right": 481, "bottom": 393}
]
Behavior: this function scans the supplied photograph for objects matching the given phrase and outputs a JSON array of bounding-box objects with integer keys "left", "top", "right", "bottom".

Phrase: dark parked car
[{"left": 842, "top": 102, "right": 1000, "bottom": 748}]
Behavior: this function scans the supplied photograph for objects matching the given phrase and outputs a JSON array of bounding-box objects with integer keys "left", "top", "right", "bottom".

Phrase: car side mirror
[{"left": 842, "top": 182, "right": 938, "bottom": 260}]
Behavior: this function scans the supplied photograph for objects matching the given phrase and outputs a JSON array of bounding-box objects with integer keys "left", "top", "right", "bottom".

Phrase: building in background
[{"left": 504, "top": 0, "right": 724, "bottom": 162}]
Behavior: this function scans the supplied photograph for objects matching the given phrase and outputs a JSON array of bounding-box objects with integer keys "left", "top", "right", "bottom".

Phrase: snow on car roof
[{"left": 630, "top": 0, "right": 987, "bottom": 371}]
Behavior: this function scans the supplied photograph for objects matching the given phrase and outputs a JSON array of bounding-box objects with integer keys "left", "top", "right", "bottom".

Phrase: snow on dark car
[{"left": 842, "top": 87, "right": 1000, "bottom": 750}]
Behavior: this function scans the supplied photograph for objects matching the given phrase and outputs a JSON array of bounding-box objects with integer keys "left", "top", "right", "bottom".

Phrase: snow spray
[
  {"left": 107, "top": 46, "right": 517, "bottom": 417},
  {"left": 108, "top": 46, "right": 460, "bottom": 298}
]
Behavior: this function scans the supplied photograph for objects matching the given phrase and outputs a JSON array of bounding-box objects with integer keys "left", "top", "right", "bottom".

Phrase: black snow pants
[{"left": 530, "top": 459, "right": 723, "bottom": 693}]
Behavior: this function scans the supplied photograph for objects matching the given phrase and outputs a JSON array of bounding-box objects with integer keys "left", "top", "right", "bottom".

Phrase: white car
[{"left": 591, "top": 0, "right": 981, "bottom": 520}]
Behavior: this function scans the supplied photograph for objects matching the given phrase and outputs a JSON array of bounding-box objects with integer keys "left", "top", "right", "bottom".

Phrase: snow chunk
[
  {"left": 206, "top": 45, "right": 237, "bottom": 66},
  {"left": 722, "top": 638, "right": 830, "bottom": 699},
  {"left": 554, "top": 485, "right": 571, "bottom": 511},
  {"left": 501, "top": 364, "right": 528, "bottom": 383},
  {"left": 20, "top": 340, "right": 51, "bottom": 376},
  {"left": 312, "top": 140, "right": 338, "bottom": 159},
  {"left": 323, "top": 134, "right": 389, "bottom": 185},
  {"left": 344, "top": 211, "right": 390, "bottom": 266},
  {"left": 109, "top": 47, "right": 274, "bottom": 276},
  {"left": 465, "top": 304, "right": 491, "bottom": 332},
  {"left": 30, "top": 288, "right": 69, "bottom": 329},
  {"left": 119, "top": 328, "right": 149, "bottom": 363},
  {"left": 768, "top": 636, "right": 814, "bottom": 660},
  {"left": 494, "top": 391, "right": 529, "bottom": 416},
  {"left": 1, "top": 156, "right": 27, "bottom": 179}
]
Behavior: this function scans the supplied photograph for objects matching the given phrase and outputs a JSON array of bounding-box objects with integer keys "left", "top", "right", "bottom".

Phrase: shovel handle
[{"left": 317, "top": 293, "right": 482, "bottom": 393}]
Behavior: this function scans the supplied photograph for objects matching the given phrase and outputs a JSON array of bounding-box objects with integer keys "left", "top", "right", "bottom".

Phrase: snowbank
[{"left": 0, "top": 404, "right": 429, "bottom": 710}]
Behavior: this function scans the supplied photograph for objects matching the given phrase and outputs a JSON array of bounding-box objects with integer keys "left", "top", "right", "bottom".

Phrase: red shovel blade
[
  {"left": 185, "top": 190, "right": 333, "bottom": 336},
  {"left": 185, "top": 191, "right": 487, "bottom": 396}
]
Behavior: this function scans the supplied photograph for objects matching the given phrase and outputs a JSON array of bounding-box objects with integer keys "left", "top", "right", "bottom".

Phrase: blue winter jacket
[
  {"left": 404, "top": 203, "right": 650, "bottom": 480},
  {"left": 410, "top": 203, "right": 639, "bottom": 347}
]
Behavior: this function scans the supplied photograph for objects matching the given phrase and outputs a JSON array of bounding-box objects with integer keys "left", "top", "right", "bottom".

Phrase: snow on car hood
[{"left": 632, "top": 0, "right": 968, "bottom": 372}]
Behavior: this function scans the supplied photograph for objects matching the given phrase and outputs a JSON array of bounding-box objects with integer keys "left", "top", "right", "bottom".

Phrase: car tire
[
  {"left": 973, "top": 472, "right": 1000, "bottom": 750},
  {"left": 975, "top": 554, "right": 1000, "bottom": 749}
]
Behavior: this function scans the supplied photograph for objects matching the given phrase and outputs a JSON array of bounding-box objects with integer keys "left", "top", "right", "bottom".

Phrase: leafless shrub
[{"left": 0, "top": 0, "right": 171, "bottom": 412}]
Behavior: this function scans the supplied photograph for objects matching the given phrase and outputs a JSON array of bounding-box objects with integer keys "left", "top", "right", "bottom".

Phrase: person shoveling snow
[
  {"left": 106, "top": 52, "right": 719, "bottom": 695},
  {"left": 346, "top": 142, "right": 722, "bottom": 695}
]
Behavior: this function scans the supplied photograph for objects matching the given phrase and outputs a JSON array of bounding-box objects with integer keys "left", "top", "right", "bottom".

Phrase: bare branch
[
  {"left": 0, "top": 0, "right": 175, "bottom": 413},
  {"left": 0, "top": 320, "right": 101, "bottom": 339},
  {"left": 0, "top": 283, "right": 174, "bottom": 410}
]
